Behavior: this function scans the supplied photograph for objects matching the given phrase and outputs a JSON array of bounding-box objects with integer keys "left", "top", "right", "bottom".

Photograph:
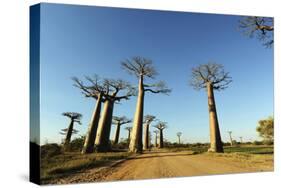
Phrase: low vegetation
[{"left": 40, "top": 143, "right": 131, "bottom": 183}]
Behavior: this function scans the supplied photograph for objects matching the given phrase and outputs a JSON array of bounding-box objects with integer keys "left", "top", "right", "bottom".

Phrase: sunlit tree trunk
[
  {"left": 155, "top": 134, "right": 158, "bottom": 147},
  {"left": 129, "top": 76, "right": 144, "bottom": 153},
  {"left": 159, "top": 130, "right": 164, "bottom": 148},
  {"left": 82, "top": 94, "right": 102, "bottom": 154},
  {"left": 95, "top": 100, "right": 114, "bottom": 152},
  {"left": 63, "top": 119, "right": 74, "bottom": 150},
  {"left": 113, "top": 123, "right": 121, "bottom": 145},
  {"left": 178, "top": 137, "right": 181, "bottom": 144},
  {"left": 143, "top": 123, "right": 149, "bottom": 150},
  {"left": 207, "top": 82, "right": 224, "bottom": 153}
]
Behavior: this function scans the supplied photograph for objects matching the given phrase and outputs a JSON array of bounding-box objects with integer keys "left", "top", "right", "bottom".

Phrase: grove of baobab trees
[
  {"left": 154, "top": 122, "right": 168, "bottom": 148},
  {"left": 94, "top": 79, "right": 135, "bottom": 152},
  {"left": 143, "top": 115, "right": 156, "bottom": 150},
  {"left": 190, "top": 63, "right": 232, "bottom": 153},
  {"left": 112, "top": 116, "right": 132, "bottom": 145},
  {"left": 122, "top": 56, "right": 171, "bottom": 153},
  {"left": 61, "top": 112, "right": 82, "bottom": 151}
]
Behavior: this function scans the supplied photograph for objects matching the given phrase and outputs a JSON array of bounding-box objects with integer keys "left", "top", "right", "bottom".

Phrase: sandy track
[
  {"left": 102, "top": 151, "right": 273, "bottom": 181},
  {"left": 50, "top": 150, "right": 273, "bottom": 184}
]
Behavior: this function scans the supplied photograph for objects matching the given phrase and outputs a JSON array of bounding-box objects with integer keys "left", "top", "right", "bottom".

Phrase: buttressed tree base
[{"left": 30, "top": 2, "right": 274, "bottom": 185}]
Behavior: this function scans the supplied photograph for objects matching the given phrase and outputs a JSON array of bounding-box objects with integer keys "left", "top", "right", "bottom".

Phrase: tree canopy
[
  {"left": 190, "top": 63, "right": 232, "bottom": 91},
  {"left": 256, "top": 116, "right": 274, "bottom": 141},
  {"left": 239, "top": 16, "right": 273, "bottom": 48}
]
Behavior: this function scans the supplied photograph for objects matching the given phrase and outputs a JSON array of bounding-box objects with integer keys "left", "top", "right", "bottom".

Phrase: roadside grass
[
  {"left": 41, "top": 151, "right": 130, "bottom": 182},
  {"left": 223, "top": 145, "right": 273, "bottom": 154}
]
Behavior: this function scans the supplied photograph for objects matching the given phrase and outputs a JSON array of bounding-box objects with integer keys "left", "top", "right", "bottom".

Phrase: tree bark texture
[
  {"left": 207, "top": 82, "right": 224, "bottom": 153},
  {"left": 159, "top": 130, "right": 164, "bottom": 148},
  {"left": 113, "top": 123, "right": 121, "bottom": 145},
  {"left": 129, "top": 76, "right": 144, "bottom": 153},
  {"left": 63, "top": 119, "right": 74, "bottom": 151},
  {"left": 143, "top": 123, "right": 149, "bottom": 150},
  {"left": 81, "top": 94, "right": 103, "bottom": 154},
  {"left": 95, "top": 100, "right": 114, "bottom": 152}
]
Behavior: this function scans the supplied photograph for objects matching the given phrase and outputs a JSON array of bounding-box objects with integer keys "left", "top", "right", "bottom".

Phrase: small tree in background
[
  {"left": 154, "top": 122, "right": 168, "bottom": 148},
  {"left": 153, "top": 130, "right": 159, "bottom": 147},
  {"left": 177, "top": 132, "right": 182, "bottom": 144},
  {"left": 143, "top": 115, "right": 156, "bottom": 150},
  {"left": 257, "top": 116, "right": 274, "bottom": 144},
  {"left": 61, "top": 112, "right": 82, "bottom": 151},
  {"left": 112, "top": 116, "right": 132, "bottom": 145},
  {"left": 125, "top": 126, "right": 132, "bottom": 145},
  {"left": 239, "top": 16, "right": 273, "bottom": 48},
  {"left": 190, "top": 63, "right": 232, "bottom": 153}
]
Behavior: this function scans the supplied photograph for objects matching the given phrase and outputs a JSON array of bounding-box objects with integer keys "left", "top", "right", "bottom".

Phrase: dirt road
[
  {"left": 103, "top": 151, "right": 273, "bottom": 181},
  {"left": 51, "top": 150, "right": 273, "bottom": 184}
]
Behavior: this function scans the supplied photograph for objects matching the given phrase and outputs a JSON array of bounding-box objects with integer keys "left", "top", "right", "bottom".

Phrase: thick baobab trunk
[
  {"left": 82, "top": 94, "right": 102, "bottom": 154},
  {"left": 129, "top": 76, "right": 144, "bottom": 153},
  {"left": 207, "top": 82, "right": 224, "bottom": 153},
  {"left": 95, "top": 100, "right": 114, "bottom": 152},
  {"left": 113, "top": 123, "right": 121, "bottom": 145},
  {"left": 64, "top": 119, "right": 74, "bottom": 150},
  {"left": 143, "top": 123, "right": 149, "bottom": 150},
  {"left": 159, "top": 130, "right": 164, "bottom": 148},
  {"left": 178, "top": 137, "right": 181, "bottom": 144}
]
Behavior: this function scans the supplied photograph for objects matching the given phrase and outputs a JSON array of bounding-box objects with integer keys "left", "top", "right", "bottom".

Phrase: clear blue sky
[{"left": 37, "top": 3, "right": 273, "bottom": 145}]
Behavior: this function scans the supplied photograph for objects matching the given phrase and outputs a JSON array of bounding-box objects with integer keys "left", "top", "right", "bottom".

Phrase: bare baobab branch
[{"left": 239, "top": 16, "right": 274, "bottom": 48}]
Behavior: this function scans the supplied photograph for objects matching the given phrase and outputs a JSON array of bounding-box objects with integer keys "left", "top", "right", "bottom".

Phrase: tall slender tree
[
  {"left": 190, "top": 63, "right": 232, "bottom": 153},
  {"left": 112, "top": 116, "right": 132, "bottom": 145},
  {"left": 122, "top": 56, "right": 171, "bottom": 153},
  {"left": 73, "top": 75, "right": 106, "bottom": 154},
  {"left": 239, "top": 16, "right": 273, "bottom": 48},
  {"left": 143, "top": 115, "right": 156, "bottom": 150},
  {"left": 153, "top": 130, "right": 159, "bottom": 147},
  {"left": 125, "top": 126, "right": 132, "bottom": 145},
  {"left": 154, "top": 122, "right": 167, "bottom": 148},
  {"left": 61, "top": 112, "right": 82, "bottom": 151},
  {"left": 176, "top": 132, "right": 182, "bottom": 144},
  {"left": 95, "top": 79, "right": 135, "bottom": 152},
  {"left": 227, "top": 131, "right": 233, "bottom": 146}
]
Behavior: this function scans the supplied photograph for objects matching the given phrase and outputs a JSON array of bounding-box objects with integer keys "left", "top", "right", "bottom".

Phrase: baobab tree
[
  {"left": 73, "top": 75, "right": 106, "bottom": 154},
  {"left": 239, "top": 136, "right": 243, "bottom": 144},
  {"left": 122, "top": 56, "right": 171, "bottom": 153},
  {"left": 153, "top": 130, "right": 159, "bottom": 147},
  {"left": 61, "top": 112, "right": 82, "bottom": 151},
  {"left": 112, "top": 116, "right": 132, "bottom": 145},
  {"left": 94, "top": 79, "right": 135, "bottom": 152},
  {"left": 190, "top": 63, "right": 232, "bottom": 153},
  {"left": 239, "top": 16, "right": 273, "bottom": 48},
  {"left": 227, "top": 131, "right": 233, "bottom": 146},
  {"left": 125, "top": 126, "right": 132, "bottom": 144},
  {"left": 154, "top": 122, "right": 168, "bottom": 148},
  {"left": 143, "top": 115, "right": 156, "bottom": 150},
  {"left": 177, "top": 132, "right": 182, "bottom": 144}
]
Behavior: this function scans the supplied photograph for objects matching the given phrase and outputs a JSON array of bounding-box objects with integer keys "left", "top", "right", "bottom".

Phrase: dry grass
[{"left": 41, "top": 151, "right": 130, "bottom": 182}]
